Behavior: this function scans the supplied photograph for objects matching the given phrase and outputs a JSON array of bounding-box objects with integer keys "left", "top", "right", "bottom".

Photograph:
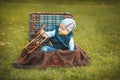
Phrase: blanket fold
[{"left": 12, "top": 44, "right": 90, "bottom": 69}]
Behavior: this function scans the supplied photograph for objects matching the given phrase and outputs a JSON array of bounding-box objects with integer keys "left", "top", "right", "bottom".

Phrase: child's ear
[
  {"left": 59, "top": 24, "right": 62, "bottom": 27},
  {"left": 59, "top": 24, "right": 64, "bottom": 28}
]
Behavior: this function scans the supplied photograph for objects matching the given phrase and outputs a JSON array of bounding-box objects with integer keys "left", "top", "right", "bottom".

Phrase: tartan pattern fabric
[{"left": 29, "top": 13, "right": 73, "bottom": 41}]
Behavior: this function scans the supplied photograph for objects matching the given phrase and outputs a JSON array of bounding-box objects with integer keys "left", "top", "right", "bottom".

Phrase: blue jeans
[{"left": 39, "top": 46, "right": 56, "bottom": 52}]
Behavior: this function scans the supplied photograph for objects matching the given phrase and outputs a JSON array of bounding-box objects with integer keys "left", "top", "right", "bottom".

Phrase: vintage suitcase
[{"left": 25, "top": 12, "right": 73, "bottom": 53}]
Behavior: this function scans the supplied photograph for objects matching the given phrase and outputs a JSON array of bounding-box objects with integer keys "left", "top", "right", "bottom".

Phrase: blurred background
[{"left": 0, "top": 0, "right": 120, "bottom": 80}]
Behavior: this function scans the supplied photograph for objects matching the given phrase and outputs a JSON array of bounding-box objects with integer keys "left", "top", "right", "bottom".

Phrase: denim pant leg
[{"left": 39, "top": 46, "right": 56, "bottom": 52}]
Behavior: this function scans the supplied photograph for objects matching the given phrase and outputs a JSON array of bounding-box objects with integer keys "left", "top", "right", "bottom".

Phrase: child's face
[{"left": 58, "top": 24, "right": 70, "bottom": 36}]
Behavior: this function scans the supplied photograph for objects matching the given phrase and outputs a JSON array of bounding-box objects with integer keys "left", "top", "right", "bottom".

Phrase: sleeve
[
  {"left": 69, "top": 37, "right": 75, "bottom": 51},
  {"left": 43, "top": 30, "right": 55, "bottom": 38}
]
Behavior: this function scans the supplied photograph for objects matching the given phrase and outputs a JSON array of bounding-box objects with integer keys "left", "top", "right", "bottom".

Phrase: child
[{"left": 39, "top": 18, "right": 76, "bottom": 52}]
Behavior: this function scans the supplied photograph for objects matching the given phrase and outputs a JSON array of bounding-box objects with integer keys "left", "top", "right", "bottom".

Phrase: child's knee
[
  {"left": 40, "top": 46, "right": 48, "bottom": 52},
  {"left": 39, "top": 46, "right": 56, "bottom": 52}
]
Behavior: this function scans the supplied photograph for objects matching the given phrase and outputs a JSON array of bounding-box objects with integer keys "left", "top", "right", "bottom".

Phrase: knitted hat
[{"left": 60, "top": 18, "right": 76, "bottom": 32}]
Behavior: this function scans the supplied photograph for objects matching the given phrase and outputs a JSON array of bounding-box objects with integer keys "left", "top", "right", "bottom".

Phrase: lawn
[{"left": 0, "top": 1, "right": 120, "bottom": 80}]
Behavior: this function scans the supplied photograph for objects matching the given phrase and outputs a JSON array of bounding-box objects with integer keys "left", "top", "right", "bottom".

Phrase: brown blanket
[{"left": 12, "top": 44, "right": 90, "bottom": 69}]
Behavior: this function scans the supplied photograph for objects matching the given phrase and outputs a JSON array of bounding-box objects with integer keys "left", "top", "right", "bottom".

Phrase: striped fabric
[{"left": 29, "top": 12, "right": 73, "bottom": 41}]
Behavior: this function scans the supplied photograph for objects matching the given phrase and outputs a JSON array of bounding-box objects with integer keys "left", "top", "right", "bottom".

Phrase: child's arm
[
  {"left": 39, "top": 29, "right": 55, "bottom": 38},
  {"left": 69, "top": 37, "right": 75, "bottom": 51}
]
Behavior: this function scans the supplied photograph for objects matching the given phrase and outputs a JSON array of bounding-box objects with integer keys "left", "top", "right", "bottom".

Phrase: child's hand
[
  {"left": 37, "top": 24, "right": 46, "bottom": 36},
  {"left": 39, "top": 29, "right": 45, "bottom": 35}
]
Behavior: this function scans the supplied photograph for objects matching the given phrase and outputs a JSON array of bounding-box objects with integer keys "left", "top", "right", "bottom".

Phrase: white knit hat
[{"left": 60, "top": 18, "right": 76, "bottom": 32}]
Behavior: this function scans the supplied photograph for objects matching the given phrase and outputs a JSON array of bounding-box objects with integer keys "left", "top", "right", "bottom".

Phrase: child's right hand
[
  {"left": 37, "top": 24, "right": 46, "bottom": 36},
  {"left": 39, "top": 29, "right": 45, "bottom": 35}
]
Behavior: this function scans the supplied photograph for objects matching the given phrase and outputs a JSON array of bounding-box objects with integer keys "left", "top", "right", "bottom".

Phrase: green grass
[{"left": 0, "top": 1, "right": 120, "bottom": 80}]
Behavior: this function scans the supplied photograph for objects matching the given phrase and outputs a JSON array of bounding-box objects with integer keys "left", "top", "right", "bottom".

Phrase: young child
[{"left": 39, "top": 18, "right": 76, "bottom": 52}]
